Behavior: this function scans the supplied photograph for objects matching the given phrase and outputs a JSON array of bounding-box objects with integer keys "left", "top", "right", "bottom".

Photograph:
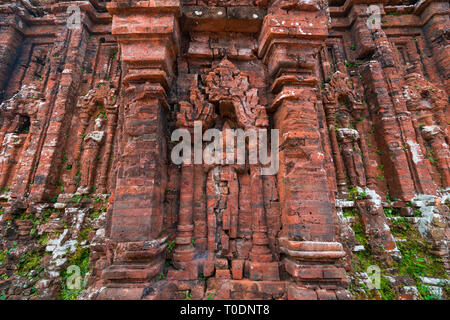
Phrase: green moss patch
[
  {"left": 349, "top": 217, "right": 447, "bottom": 300},
  {"left": 17, "top": 249, "right": 44, "bottom": 279},
  {"left": 352, "top": 220, "right": 368, "bottom": 249},
  {"left": 58, "top": 247, "right": 90, "bottom": 300},
  {"left": 343, "top": 207, "right": 356, "bottom": 217}
]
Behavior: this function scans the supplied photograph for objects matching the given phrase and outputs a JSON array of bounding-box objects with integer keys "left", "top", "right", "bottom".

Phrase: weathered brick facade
[{"left": 0, "top": 0, "right": 448, "bottom": 300}]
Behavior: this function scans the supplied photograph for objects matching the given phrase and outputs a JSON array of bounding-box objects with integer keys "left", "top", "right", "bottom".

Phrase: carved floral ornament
[
  {"left": 177, "top": 87, "right": 217, "bottom": 130},
  {"left": 177, "top": 59, "right": 269, "bottom": 130},
  {"left": 323, "top": 72, "right": 362, "bottom": 107},
  {"left": 79, "top": 83, "right": 119, "bottom": 115}
]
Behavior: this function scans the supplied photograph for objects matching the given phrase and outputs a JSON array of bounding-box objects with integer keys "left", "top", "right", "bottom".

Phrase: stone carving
[
  {"left": 67, "top": 83, "right": 119, "bottom": 194},
  {"left": 203, "top": 58, "right": 268, "bottom": 129},
  {"left": 77, "top": 117, "right": 106, "bottom": 194},
  {"left": 169, "top": 59, "right": 278, "bottom": 283}
]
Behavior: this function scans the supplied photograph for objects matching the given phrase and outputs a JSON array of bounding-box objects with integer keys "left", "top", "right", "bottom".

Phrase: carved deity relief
[
  {"left": 322, "top": 70, "right": 398, "bottom": 255},
  {"left": 68, "top": 83, "right": 119, "bottom": 194},
  {"left": 323, "top": 71, "right": 368, "bottom": 190},
  {"left": 171, "top": 59, "right": 279, "bottom": 281},
  {"left": 77, "top": 117, "right": 105, "bottom": 194},
  {"left": 177, "top": 87, "right": 217, "bottom": 130}
]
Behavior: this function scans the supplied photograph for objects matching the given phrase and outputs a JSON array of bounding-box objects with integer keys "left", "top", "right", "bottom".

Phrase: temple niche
[
  {"left": 169, "top": 59, "right": 281, "bottom": 283},
  {"left": 323, "top": 71, "right": 368, "bottom": 193},
  {"left": 64, "top": 84, "right": 119, "bottom": 195},
  {"left": 323, "top": 71, "right": 397, "bottom": 257},
  {"left": 0, "top": 86, "right": 45, "bottom": 201}
]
